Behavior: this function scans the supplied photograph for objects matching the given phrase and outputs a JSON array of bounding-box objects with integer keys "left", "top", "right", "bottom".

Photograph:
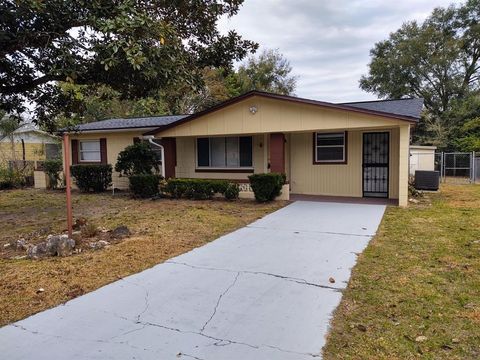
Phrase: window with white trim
[
  {"left": 197, "top": 136, "right": 253, "bottom": 168},
  {"left": 79, "top": 140, "right": 101, "bottom": 162},
  {"left": 314, "top": 132, "right": 346, "bottom": 163}
]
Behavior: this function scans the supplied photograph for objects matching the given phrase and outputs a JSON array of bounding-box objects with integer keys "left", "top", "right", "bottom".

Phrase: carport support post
[
  {"left": 398, "top": 125, "right": 410, "bottom": 207},
  {"left": 63, "top": 133, "right": 73, "bottom": 237}
]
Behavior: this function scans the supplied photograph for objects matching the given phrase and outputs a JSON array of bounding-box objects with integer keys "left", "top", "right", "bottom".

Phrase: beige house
[
  {"left": 0, "top": 124, "right": 59, "bottom": 166},
  {"left": 63, "top": 91, "right": 423, "bottom": 206}
]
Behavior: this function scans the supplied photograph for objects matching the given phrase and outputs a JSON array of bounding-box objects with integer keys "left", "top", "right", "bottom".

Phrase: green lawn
[{"left": 323, "top": 184, "right": 480, "bottom": 359}]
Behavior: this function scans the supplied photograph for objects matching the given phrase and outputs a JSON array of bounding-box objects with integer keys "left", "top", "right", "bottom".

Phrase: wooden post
[{"left": 63, "top": 133, "right": 73, "bottom": 237}]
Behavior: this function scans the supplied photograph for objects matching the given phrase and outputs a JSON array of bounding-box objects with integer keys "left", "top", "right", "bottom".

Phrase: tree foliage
[
  {"left": 115, "top": 142, "right": 160, "bottom": 176},
  {"left": 233, "top": 49, "right": 297, "bottom": 95},
  {"left": 360, "top": 0, "right": 480, "bottom": 148},
  {"left": 165, "top": 49, "right": 298, "bottom": 114},
  {"left": 0, "top": 0, "right": 257, "bottom": 128},
  {"left": 159, "top": 67, "right": 232, "bottom": 114},
  {"left": 48, "top": 48, "right": 297, "bottom": 128},
  {"left": 446, "top": 93, "right": 480, "bottom": 151},
  {"left": 52, "top": 83, "right": 169, "bottom": 131}
]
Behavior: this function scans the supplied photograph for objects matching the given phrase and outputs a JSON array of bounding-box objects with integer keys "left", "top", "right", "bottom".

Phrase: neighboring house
[
  {"left": 62, "top": 91, "right": 423, "bottom": 206},
  {"left": 409, "top": 145, "right": 437, "bottom": 176},
  {"left": 0, "top": 123, "right": 60, "bottom": 167}
]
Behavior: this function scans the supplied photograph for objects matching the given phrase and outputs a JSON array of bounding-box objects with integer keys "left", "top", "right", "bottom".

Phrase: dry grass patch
[
  {"left": 323, "top": 184, "right": 480, "bottom": 359},
  {"left": 0, "top": 189, "right": 285, "bottom": 326}
]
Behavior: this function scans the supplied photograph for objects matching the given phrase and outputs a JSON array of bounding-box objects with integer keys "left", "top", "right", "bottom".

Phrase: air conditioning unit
[{"left": 414, "top": 170, "right": 440, "bottom": 191}]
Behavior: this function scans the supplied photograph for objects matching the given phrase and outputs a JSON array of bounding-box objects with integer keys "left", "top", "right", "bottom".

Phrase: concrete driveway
[{"left": 0, "top": 201, "right": 385, "bottom": 359}]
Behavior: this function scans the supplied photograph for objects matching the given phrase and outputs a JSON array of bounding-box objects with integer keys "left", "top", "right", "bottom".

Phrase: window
[
  {"left": 314, "top": 132, "right": 346, "bottom": 163},
  {"left": 196, "top": 136, "right": 253, "bottom": 169},
  {"left": 79, "top": 140, "right": 101, "bottom": 162}
]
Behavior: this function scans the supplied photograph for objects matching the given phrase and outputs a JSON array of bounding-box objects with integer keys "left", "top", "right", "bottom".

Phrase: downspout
[{"left": 141, "top": 135, "right": 165, "bottom": 178}]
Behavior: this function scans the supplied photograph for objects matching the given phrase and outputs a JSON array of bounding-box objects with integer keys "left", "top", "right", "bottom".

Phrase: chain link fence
[{"left": 433, "top": 152, "right": 477, "bottom": 184}]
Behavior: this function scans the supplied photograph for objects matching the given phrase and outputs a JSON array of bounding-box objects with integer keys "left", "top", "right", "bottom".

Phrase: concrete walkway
[{"left": 0, "top": 201, "right": 386, "bottom": 359}]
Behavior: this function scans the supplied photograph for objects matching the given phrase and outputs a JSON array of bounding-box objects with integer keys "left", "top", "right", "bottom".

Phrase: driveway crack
[
  {"left": 166, "top": 260, "right": 341, "bottom": 291},
  {"left": 11, "top": 315, "right": 319, "bottom": 358},
  {"left": 246, "top": 224, "right": 374, "bottom": 238},
  {"left": 177, "top": 353, "right": 205, "bottom": 360},
  {"left": 119, "top": 278, "right": 150, "bottom": 322},
  {"left": 141, "top": 320, "right": 258, "bottom": 349},
  {"left": 200, "top": 272, "right": 240, "bottom": 333},
  {"left": 262, "top": 343, "right": 321, "bottom": 358}
]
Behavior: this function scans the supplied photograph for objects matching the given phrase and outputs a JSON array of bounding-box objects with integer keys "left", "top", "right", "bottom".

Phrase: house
[
  {"left": 62, "top": 91, "right": 423, "bottom": 206},
  {"left": 0, "top": 123, "right": 60, "bottom": 167}
]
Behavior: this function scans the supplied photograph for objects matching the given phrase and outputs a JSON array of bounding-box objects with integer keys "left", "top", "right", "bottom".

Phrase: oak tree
[{"left": 0, "top": 0, "right": 257, "bottom": 128}]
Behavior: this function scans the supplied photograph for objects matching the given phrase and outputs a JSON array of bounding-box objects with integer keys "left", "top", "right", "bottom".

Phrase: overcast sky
[{"left": 219, "top": 0, "right": 455, "bottom": 103}]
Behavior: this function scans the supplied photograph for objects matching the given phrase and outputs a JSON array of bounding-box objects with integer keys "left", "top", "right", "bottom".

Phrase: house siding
[
  {"left": 0, "top": 142, "right": 48, "bottom": 165},
  {"left": 67, "top": 131, "right": 146, "bottom": 189},
  {"left": 157, "top": 96, "right": 411, "bottom": 138},
  {"left": 289, "top": 129, "right": 400, "bottom": 199}
]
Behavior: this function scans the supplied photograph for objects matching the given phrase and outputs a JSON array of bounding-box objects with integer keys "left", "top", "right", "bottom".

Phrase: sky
[{"left": 218, "top": 0, "right": 456, "bottom": 103}]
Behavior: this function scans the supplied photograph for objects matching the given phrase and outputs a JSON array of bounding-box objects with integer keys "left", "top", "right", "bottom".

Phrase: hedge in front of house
[
  {"left": 248, "top": 173, "right": 285, "bottom": 202},
  {"left": 70, "top": 164, "right": 112, "bottom": 192},
  {"left": 129, "top": 174, "right": 162, "bottom": 198},
  {"left": 165, "top": 178, "right": 234, "bottom": 200},
  {"left": 224, "top": 183, "right": 240, "bottom": 200}
]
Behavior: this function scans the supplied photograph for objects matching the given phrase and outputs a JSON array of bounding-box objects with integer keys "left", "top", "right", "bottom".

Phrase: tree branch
[{"left": 0, "top": 75, "right": 64, "bottom": 95}]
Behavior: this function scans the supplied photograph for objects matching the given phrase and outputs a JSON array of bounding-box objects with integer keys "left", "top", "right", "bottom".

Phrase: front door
[{"left": 363, "top": 132, "right": 389, "bottom": 198}]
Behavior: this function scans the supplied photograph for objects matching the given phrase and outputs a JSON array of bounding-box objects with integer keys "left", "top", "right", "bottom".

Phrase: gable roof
[
  {"left": 145, "top": 91, "right": 423, "bottom": 136},
  {"left": 61, "top": 92, "right": 424, "bottom": 135},
  {"left": 61, "top": 115, "right": 188, "bottom": 133},
  {"left": 340, "top": 98, "right": 424, "bottom": 120},
  {"left": 14, "top": 123, "right": 58, "bottom": 137}
]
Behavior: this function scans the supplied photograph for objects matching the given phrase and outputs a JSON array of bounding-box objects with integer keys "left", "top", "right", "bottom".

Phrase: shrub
[
  {"left": 0, "top": 167, "right": 25, "bottom": 189},
  {"left": 70, "top": 164, "right": 112, "bottom": 192},
  {"left": 81, "top": 222, "right": 98, "bottom": 238},
  {"left": 129, "top": 174, "right": 162, "bottom": 198},
  {"left": 224, "top": 183, "right": 240, "bottom": 200},
  {"left": 115, "top": 142, "right": 159, "bottom": 176},
  {"left": 248, "top": 173, "right": 285, "bottom": 202},
  {"left": 43, "top": 159, "right": 63, "bottom": 189},
  {"left": 165, "top": 178, "right": 232, "bottom": 200}
]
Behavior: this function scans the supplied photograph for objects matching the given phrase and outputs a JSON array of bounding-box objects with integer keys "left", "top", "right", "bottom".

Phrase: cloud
[{"left": 219, "top": 0, "right": 454, "bottom": 102}]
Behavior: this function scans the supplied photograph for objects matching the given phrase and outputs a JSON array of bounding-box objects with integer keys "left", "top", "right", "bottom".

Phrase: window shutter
[
  {"left": 71, "top": 139, "right": 79, "bottom": 165},
  {"left": 100, "top": 138, "right": 107, "bottom": 164},
  {"left": 162, "top": 137, "right": 177, "bottom": 179},
  {"left": 269, "top": 133, "right": 285, "bottom": 173}
]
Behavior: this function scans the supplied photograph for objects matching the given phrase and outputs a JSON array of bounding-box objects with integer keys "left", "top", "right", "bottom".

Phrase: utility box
[{"left": 414, "top": 170, "right": 440, "bottom": 191}]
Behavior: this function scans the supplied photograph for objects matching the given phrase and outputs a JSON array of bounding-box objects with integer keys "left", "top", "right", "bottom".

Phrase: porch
[{"left": 289, "top": 193, "right": 398, "bottom": 206}]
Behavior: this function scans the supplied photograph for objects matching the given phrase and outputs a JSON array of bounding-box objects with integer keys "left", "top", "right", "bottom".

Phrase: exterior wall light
[{"left": 249, "top": 106, "right": 258, "bottom": 114}]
